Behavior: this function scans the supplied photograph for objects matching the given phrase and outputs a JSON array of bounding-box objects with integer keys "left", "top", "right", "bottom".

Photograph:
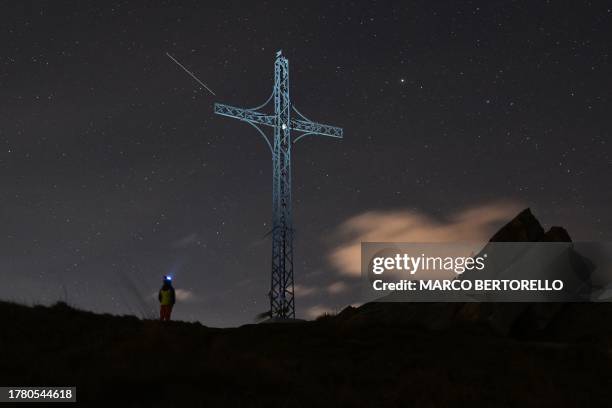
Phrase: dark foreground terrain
[
  {"left": 2, "top": 300, "right": 612, "bottom": 407},
  {"left": 2, "top": 209, "right": 611, "bottom": 407}
]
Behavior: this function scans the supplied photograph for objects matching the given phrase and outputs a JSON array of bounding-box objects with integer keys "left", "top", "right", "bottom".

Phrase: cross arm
[
  {"left": 290, "top": 119, "right": 343, "bottom": 139},
  {"left": 214, "top": 103, "right": 275, "bottom": 127}
]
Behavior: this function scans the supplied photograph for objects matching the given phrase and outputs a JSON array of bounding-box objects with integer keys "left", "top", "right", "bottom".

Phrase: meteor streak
[{"left": 166, "top": 52, "right": 216, "bottom": 96}]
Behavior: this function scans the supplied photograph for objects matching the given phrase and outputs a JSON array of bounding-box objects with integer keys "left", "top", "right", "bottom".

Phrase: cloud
[
  {"left": 175, "top": 289, "right": 196, "bottom": 302},
  {"left": 172, "top": 233, "right": 199, "bottom": 248},
  {"left": 294, "top": 283, "right": 318, "bottom": 298},
  {"left": 328, "top": 201, "right": 522, "bottom": 277},
  {"left": 327, "top": 281, "right": 348, "bottom": 294},
  {"left": 304, "top": 305, "right": 335, "bottom": 319}
]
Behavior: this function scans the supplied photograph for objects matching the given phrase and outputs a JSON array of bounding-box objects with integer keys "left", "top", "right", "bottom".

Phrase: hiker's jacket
[{"left": 158, "top": 286, "right": 176, "bottom": 306}]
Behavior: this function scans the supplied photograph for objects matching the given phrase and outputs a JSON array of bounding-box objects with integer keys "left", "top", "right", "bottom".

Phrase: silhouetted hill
[
  {"left": 344, "top": 208, "right": 607, "bottom": 338},
  {"left": 489, "top": 207, "right": 572, "bottom": 243},
  {"left": 2, "top": 300, "right": 612, "bottom": 407},
  {"left": 2, "top": 208, "right": 612, "bottom": 406}
]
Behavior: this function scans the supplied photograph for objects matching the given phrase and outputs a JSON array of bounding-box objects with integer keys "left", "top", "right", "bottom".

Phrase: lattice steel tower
[{"left": 214, "top": 51, "right": 343, "bottom": 318}]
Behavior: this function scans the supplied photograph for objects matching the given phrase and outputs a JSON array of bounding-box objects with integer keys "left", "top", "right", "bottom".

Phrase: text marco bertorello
[{"left": 369, "top": 253, "right": 564, "bottom": 292}]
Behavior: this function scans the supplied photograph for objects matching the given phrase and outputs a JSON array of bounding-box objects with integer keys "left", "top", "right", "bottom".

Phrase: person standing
[{"left": 158, "top": 275, "right": 176, "bottom": 321}]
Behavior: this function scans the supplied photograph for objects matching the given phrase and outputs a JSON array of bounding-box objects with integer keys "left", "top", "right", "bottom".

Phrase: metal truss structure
[{"left": 214, "top": 51, "right": 343, "bottom": 318}]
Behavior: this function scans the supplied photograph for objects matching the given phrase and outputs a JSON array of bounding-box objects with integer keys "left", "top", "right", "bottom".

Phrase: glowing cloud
[
  {"left": 293, "top": 284, "right": 318, "bottom": 298},
  {"left": 327, "top": 281, "right": 348, "bottom": 294},
  {"left": 328, "top": 201, "right": 522, "bottom": 277},
  {"left": 175, "top": 289, "right": 195, "bottom": 302},
  {"left": 305, "top": 305, "right": 336, "bottom": 319}
]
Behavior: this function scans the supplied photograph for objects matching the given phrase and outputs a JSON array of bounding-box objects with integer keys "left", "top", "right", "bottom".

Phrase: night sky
[{"left": 1, "top": 1, "right": 610, "bottom": 326}]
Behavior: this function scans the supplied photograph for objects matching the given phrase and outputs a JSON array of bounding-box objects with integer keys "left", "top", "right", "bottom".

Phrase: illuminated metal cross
[{"left": 214, "top": 50, "right": 343, "bottom": 318}]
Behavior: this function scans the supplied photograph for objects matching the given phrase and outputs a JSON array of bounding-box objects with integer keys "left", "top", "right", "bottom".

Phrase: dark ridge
[
  {"left": 2, "top": 298, "right": 612, "bottom": 406},
  {"left": 543, "top": 226, "right": 572, "bottom": 242},
  {"left": 489, "top": 207, "right": 547, "bottom": 242},
  {"left": 341, "top": 207, "right": 599, "bottom": 340},
  {"left": 489, "top": 208, "right": 572, "bottom": 243}
]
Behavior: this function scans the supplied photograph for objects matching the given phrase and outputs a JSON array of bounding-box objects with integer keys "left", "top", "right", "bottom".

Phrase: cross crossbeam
[{"left": 213, "top": 104, "right": 343, "bottom": 139}]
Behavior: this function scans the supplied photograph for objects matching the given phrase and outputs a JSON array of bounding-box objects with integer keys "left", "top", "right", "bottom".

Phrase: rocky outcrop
[{"left": 340, "top": 208, "right": 603, "bottom": 340}]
